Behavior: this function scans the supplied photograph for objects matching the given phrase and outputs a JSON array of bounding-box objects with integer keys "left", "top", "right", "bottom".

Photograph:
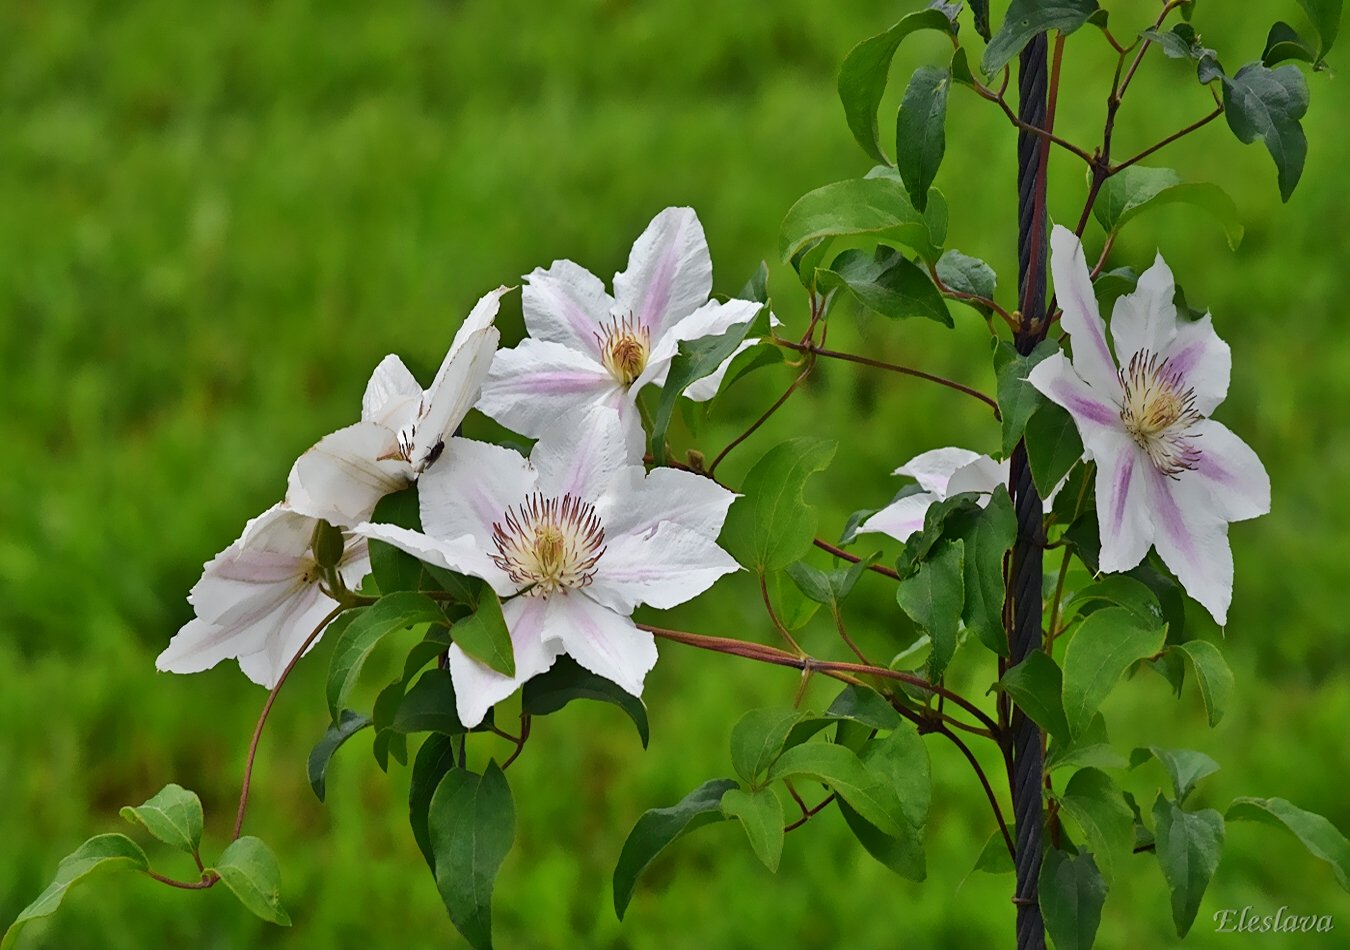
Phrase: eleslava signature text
[{"left": 1214, "top": 906, "right": 1334, "bottom": 934}]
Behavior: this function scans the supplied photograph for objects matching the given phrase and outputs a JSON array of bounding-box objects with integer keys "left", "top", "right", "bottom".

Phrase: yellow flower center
[
  {"left": 490, "top": 493, "right": 606, "bottom": 596},
  {"left": 1117, "top": 350, "right": 1202, "bottom": 477},
  {"left": 597, "top": 314, "right": 651, "bottom": 387}
]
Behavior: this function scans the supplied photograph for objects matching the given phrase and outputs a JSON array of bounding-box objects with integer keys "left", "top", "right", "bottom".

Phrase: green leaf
[
  {"left": 1168, "top": 640, "right": 1234, "bottom": 727},
  {"left": 1062, "top": 575, "right": 1164, "bottom": 627},
  {"left": 825, "top": 684, "right": 904, "bottom": 732},
  {"left": 1263, "top": 22, "right": 1318, "bottom": 67},
  {"left": 1297, "top": 0, "right": 1343, "bottom": 62},
  {"left": 1058, "top": 768, "right": 1134, "bottom": 883},
  {"left": 1153, "top": 795, "right": 1224, "bottom": 937},
  {"left": 972, "top": 826, "right": 1014, "bottom": 874},
  {"left": 522, "top": 655, "right": 650, "bottom": 748},
  {"left": 970, "top": 0, "right": 992, "bottom": 41},
  {"left": 767, "top": 742, "right": 903, "bottom": 835},
  {"left": 731, "top": 707, "right": 805, "bottom": 786},
  {"left": 451, "top": 586, "right": 514, "bottom": 677},
  {"left": 326, "top": 592, "right": 446, "bottom": 719},
  {"left": 721, "top": 788, "right": 785, "bottom": 872},
  {"left": 1061, "top": 606, "right": 1166, "bottom": 738},
  {"left": 392, "top": 669, "right": 465, "bottom": 735},
  {"left": 722, "top": 438, "right": 836, "bottom": 573},
  {"left": 430, "top": 763, "right": 516, "bottom": 949},
  {"left": 1024, "top": 402, "right": 1084, "bottom": 498},
  {"left": 836, "top": 9, "right": 957, "bottom": 164},
  {"left": 651, "top": 308, "right": 765, "bottom": 463},
  {"left": 816, "top": 246, "right": 952, "bottom": 326},
  {"left": 308, "top": 710, "right": 373, "bottom": 802},
  {"left": 1225, "top": 797, "right": 1350, "bottom": 891},
  {"left": 779, "top": 177, "right": 939, "bottom": 267},
  {"left": 785, "top": 553, "right": 876, "bottom": 610},
  {"left": 999, "top": 650, "right": 1070, "bottom": 742},
  {"left": 1092, "top": 165, "right": 1244, "bottom": 249},
  {"left": 1132, "top": 746, "right": 1220, "bottom": 804},
  {"left": 1143, "top": 23, "right": 1223, "bottom": 83},
  {"left": 839, "top": 798, "right": 926, "bottom": 881},
  {"left": 1047, "top": 713, "right": 1128, "bottom": 773},
  {"left": 2, "top": 834, "right": 149, "bottom": 949},
  {"left": 860, "top": 722, "right": 931, "bottom": 830},
  {"left": 995, "top": 339, "right": 1058, "bottom": 456},
  {"left": 1222, "top": 63, "right": 1310, "bottom": 202},
  {"left": 766, "top": 569, "right": 821, "bottom": 630},
  {"left": 211, "top": 836, "right": 292, "bottom": 927},
  {"left": 368, "top": 487, "right": 427, "bottom": 594},
  {"left": 896, "top": 539, "right": 964, "bottom": 682},
  {"left": 1039, "top": 848, "right": 1107, "bottom": 950},
  {"left": 983, "top": 0, "right": 1101, "bottom": 75},
  {"left": 935, "top": 248, "right": 997, "bottom": 313},
  {"left": 895, "top": 66, "right": 951, "bottom": 213},
  {"left": 954, "top": 488, "right": 1016, "bottom": 656},
  {"left": 410, "top": 734, "right": 459, "bottom": 869},
  {"left": 119, "top": 783, "right": 203, "bottom": 855},
  {"left": 613, "top": 778, "right": 737, "bottom": 919}
]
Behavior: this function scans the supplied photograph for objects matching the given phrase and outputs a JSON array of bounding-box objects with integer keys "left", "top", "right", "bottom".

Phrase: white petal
[
  {"left": 414, "top": 323, "right": 501, "bottom": 471},
  {"left": 445, "top": 285, "right": 511, "bottom": 363},
  {"left": 632, "top": 297, "right": 763, "bottom": 394},
  {"left": 448, "top": 595, "right": 566, "bottom": 727},
  {"left": 1145, "top": 464, "right": 1233, "bottom": 625},
  {"left": 531, "top": 404, "right": 642, "bottom": 501},
  {"left": 1165, "top": 313, "right": 1231, "bottom": 416},
  {"left": 1050, "top": 226, "right": 1119, "bottom": 394},
  {"left": 613, "top": 207, "right": 712, "bottom": 341},
  {"left": 1191, "top": 419, "right": 1270, "bottom": 523},
  {"left": 286, "top": 421, "right": 412, "bottom": 527},
  {"left": 361, "top": 354, "right": 423, "bottom": 430},
  {"left": 353, "top": 522, "right": 516, "bottom": 597},
  {"left": 236, "top": 504, "right": 317, "bottom": 554},
  {"left": 522, "top": 260, "right": 614, "bottom": 359},
  {"left": 477, "top": 338, "right": 618, "bottom": 439},
  {"left": 895, "top": 447, "right": 983, "bottom": 496},
  {"left": 1093, "top": 433, "right": 1154, "bottom": 574},
  {"left": 1108, "top": 252, "right": 1179, "bottom": 361},
  {"left": 338, "top": 534, "right": 372, "bottom": 591},
  {"left": 683, "top": 312, "right": 783, "bottom": 402},
  {"left": 554, "top": 593, "right": 658, "bottom": 698},
  {"left": 234, "top": 584, "right": 338, "bottom": 688},
  {"left": 1027, "top": 352, "right": 1124, "bottom": 458},
  {"left": 945, "top": 455, "right": 1009, "bottom": 498},
  {"left": 587, "top": 521, "right": 739, "bottom": 613},
  {"left": 857, "top": 493, "right": 936, "bottom": 543},
  {"left": 601, "top": 466, "right": 738, "bottom": 541},
  {"left": 417, "top": 437, "right": 536, "bottom": 550}
]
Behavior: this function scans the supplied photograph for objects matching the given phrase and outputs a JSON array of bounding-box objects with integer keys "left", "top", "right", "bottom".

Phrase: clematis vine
[
  {"left": 356, "top": 405, "right": 740, "bottom": 726},
  {"left": 476, "top": 207, "right": 763, "bottom": 442},
  {"left": 286, "top": 286, "right": 509, "bottom": 528},
  {"left": 857, "top": 447, "right": 1008, "bottom": 542},
  {"left": 1028, "top": 226, "right": 1270, "bottom": 624},
  {"left": 155, "top": 505, "right": 369, "bottom": 688}
]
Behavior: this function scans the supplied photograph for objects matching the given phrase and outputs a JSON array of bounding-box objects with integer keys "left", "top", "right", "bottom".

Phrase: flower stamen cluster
[
  {"left": 1116, "top": 350, "right": 1202, "bottom": 477},
  {"left": 490, "top": 492, "right": 606, "bottom": 595},
  {"left": 597, "top": 313, "right": 651, "bottom": 386}
]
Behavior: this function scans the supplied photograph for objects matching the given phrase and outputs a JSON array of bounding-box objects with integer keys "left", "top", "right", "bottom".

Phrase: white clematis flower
[
  {"left": 857, "top": 447, "right": 1009, "bottom": 542},
  {"left": 355, "top": 405, "right": 740, "bottom": 727},
  {"left": 156, "top": 504, "right": 370, "bottom": 688},
  {"left": 286, "top": 286, "right": 509, "bottom": 528},
  {"left": 476, "top": 207, "right": 763, "bottom": 442},
  {"left": 1028, "top": 226, "right": 1270, "bottom": 624}
]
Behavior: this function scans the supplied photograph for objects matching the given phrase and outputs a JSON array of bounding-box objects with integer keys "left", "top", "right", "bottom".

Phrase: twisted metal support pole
[{"left": 1011, "top": 32, "right": 1050, "bottom": 950}]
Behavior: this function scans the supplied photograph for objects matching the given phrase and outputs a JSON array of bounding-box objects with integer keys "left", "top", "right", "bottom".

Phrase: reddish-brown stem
[
  {"left": 830, "top": 608, "right": 871, "bottom": 666},
  {"left": 812, "top": 538, "right": 902, "bottom": 581},
  {"left": 784, "top": 792, "right": 837, "bottom": 832},
  {"left": 945, "top": 724, "right": 1017, "bottom": 860},
  {"left": 760, "top": 572, "right": 805, "bottom": 655},
  {"left": 232, "top": 604, "right": 346, "bottom": 841},
  {"left": 1112, "top": 104, "right": 1225, "bottom": 174},
  {"left": 147, "top": 869, "right": 219, "bottom": 891},
  {"left": 971, "top": 77, "right": 1095, "bottom": 167},
  {"left": 501, "top": 715, "right": 532, "bottom": 770},
  {"left": 708, "top": 361, "right": 813, "bottom": 476}
]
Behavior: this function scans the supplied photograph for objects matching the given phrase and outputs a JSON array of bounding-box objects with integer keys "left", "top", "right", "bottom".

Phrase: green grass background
[{"left": 2, "top": 0, "right": 1347, "bottom": 947}]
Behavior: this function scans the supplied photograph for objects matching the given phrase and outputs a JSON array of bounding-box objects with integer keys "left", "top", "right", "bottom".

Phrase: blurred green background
[{"left": 3, "top": 0, "right": 1347, "bottom": 947}]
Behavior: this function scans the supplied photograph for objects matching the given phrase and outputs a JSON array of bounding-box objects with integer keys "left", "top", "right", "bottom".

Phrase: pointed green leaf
[
  {"left": 1263, "top": 22, "right": 1318, "bottom": 67},
  {"left": 936, "top": 248, "right": 997, "bottom": 314},
  {"left": 522, "top": 655, "right": 650, "bottom": 748},
  {"left": 731, "top": 707, "right": 805, "bottom": 786},
  {"left": 955, "top": 487, "right": 1016, "bottom": 656},
  {"left": 452, "top": 586, "right": 514, "bottom": 677},
  {"left": 308, "top": 710, "right": 372, "bottom": 803},
  {"left": 1061, "top": 606, "right": 1166, "bottom": 738},
  {"left": 1058, "top": 768, "right": 1135, "bottom": 883},
  {"left": 1039, "top": 848, "right": 1107, "bottom": 950},
  {"left": 1168, "top": 640, "right": 1234, "bottom": 727},
  {"left": 816, "top": 246, "right": 952, "bottom": 326},
  {"left": 1025, "top": 402, "right": 1085, "bottom": 497},
  {"left": 722, "top": 438, "right": 837, "bottom": 573},
  {"left": 1226, "top": 796, "right": 1350, "bottom": 891},
  {"left": 1222, "top": 63, "right": 1310, "bottom": 202},
  {"left": 326, "top": 593, "right": 446, "bottom": 719},
  {"left": 896, "top": 539, "right": 964, "bottom": 682},
  {"left": 1297, "top": 0, "right": 1343, "bottom": 61},
  {"left": 838, "top": 798, "right": 927, "bottom": 881},
  {"left": 983, "top": 0, "right": 1101, "bottom": 75},
  {"left": 1062, "top": 575, "right": 1164, "bottom": 627},
  {"left": 825, "top": 684, "right": 904, "bottom": 733},
  {"left": 999, "top": 650, "right": 1070, "bottom": 742},
  {"left": 1132, "top": 746, "right": 1220, "bottom": 804},
  {"left": 2, "top": 835, "right": 149, "bottom": 949},
  {"left": 430, "top": 763, "right": 515, "bottom": 949},
  {"left": 972, "top": 825, "right": 1015, "bottom": 874},
  {"left": 1092, "top": 165, "right": 1244, "bottom": 249},
  {"left": 392, "top": 669, "right": 465, "bottom": 735},
  {"left": 721, "top": 787, "right": 785, "bottom": 872},
  {"left": 767, "top": 743, "right": 903, "bottom": 836},
  {"left": 211, "top": 836, "right": 291, "bottom": 926},
  {"left": 410, "top": 734, "right": 459, "bottom": 869},
  {"left": 779, "top": 177, "right": 940, "bottom": 267},
  {"left": 860, "top": 722, "right": 930, "bottom": 830},
  {"left": 995, "top": 339, "right": 1058, "bottom": 456},
  {"left": 368, "top": 487, "right": 428, "bottom": 594},
  {"left": 119, "top": 783, "right": 204, "bottom": 855},
  {"left": 613, "top": 778, "right": 737, "bottom": 919},
  {"left": 1153, "top": 796, "right": 1224, "bottom": 937},
  {"left": 895, "top": 66, "right": 951, "bottom": 212}
]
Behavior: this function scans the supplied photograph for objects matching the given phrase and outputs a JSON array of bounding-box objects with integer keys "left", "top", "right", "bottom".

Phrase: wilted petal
[
  {"left": 477, "top": 338, "right": 617, "bottom": 438},
  {"left": 1191, "top": 419, "right": 1271, "bottom": 523},
  {"left": 601, "top": 466, "right": 737, "bottom": 541},
  {"left": 287, "top": 421, "right": 411, "bottom": 527},
  {"left": 1027, "top": 351, "right": 1123, "bottom": 457},
  {"left": 361, "top": 354, "right": 422, "bottom": 431},
  {"left": 553, "top": 593, "right": 658, "bottom": 698},
  {"left": 1109, "top": 252, "right": 1179, "bottom": 361},
  {"left": 418, "top": 437, "right": 536, "bottom": 550},
  {"left": 588, "top": 521, "right": 739, "bottom": 613},
  {"left": 858, "top": 492, "right": 936, "bottom": 543},
  {"left": 522, "top": 260, "right": 614, "bottom": 359},
  {"left": 1050, "top": 226, "right": 1119, "bottom": 394},
  {"left": 354, "top": 522, "right": 515, "bottom": 596},
  {"left": 1093, "top": 433, "right": 1155, "bottom": 574},
  {"left": 532, "top": 405, "right": 641, "bottom": 501},
  {"left": 448, "top": 595, "right": 566, "bottom": 727},
  {"left": 613, "top": 207, "right": 713, "bottom": 341},
  {"left": 896, "top": 447, "right": 983, "bottom": 496},
  {"left": 1165, "top": 313, "right": 1231, "bottom": 416},
  {"left": 1145, "top": 464, "right": 1234, "bottom": 625}
]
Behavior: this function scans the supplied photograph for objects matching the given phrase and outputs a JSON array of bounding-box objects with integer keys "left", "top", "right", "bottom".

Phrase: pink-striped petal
[
  {"left": 448, "top": 595, "right": 567, "bottom": 727},
  {"left": 613, "top": 207, "right": 712, "bottom": 341},
  {"left": 522, "top": 260, "right": 614, "bottom": 359},
  {"left": 553, "top": 593, "right": 658, "bottom": 698},
  {"left": 477, "top": 338, "right": 617, "bottom": 438},
  {"left": 1050, "top": 226, "right": 1119, "bottom": 394},
  {"left": 1094, "top": 434, "right": 1154, "bottom": 574},
  {"left": 1191, "top": 419, "right": 1270, "bottom": 523},
  {"left": 1145, "top": 464, "right": 1234, "bottom": 625}
]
